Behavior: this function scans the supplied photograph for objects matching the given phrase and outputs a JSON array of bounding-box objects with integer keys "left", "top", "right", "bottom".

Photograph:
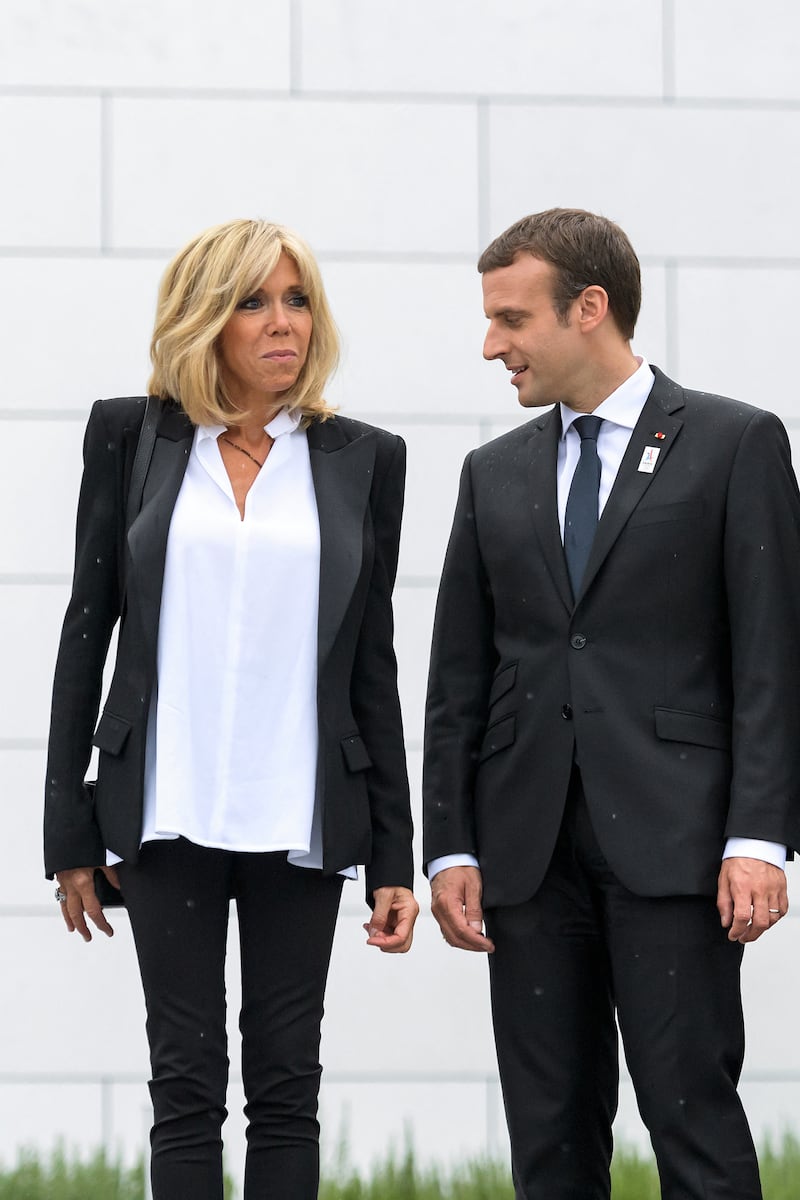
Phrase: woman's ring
[
  {"left": 768, "top": 908, "right": 781, "bottom": 914},
  {"left": 55, "top": 887, "right": 67, "bottom": 903}
]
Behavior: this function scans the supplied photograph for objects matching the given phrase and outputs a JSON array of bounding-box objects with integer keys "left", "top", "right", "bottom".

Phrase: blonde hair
[{"left": 148, "top": 219, "right": 339, "bottom": 426}]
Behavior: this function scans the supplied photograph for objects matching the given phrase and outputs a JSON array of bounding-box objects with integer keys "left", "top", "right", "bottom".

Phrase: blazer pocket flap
[
  {"left": 654, "top": 707, "right": 730, "bottom": 751},
  {"left": 92, "top": 711, "right": 132, "bottom": 756},
  {"left": 479, "top": 715, "right": 516, "bottom": 763},
  {"left": 488, "top": 662, "right": 518, "bottom": 707},
  {"left": 628, "top": 501, "right": 703, "bottom": 529},
  {"left": 341, "top": 733, "right": 373, "bottom": 773}
]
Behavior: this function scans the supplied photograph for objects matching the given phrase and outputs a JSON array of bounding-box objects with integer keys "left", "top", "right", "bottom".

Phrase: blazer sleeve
[
  {"left": 349, "top": 433, "right": 414, "bottom": 899},
  {"left": 723, "top": 407, "right": 800, "bottom": 852},
  {"left": 44, "top": 400, "right": 127, "bottom": 876},
  {"left": 422, "top": 451, "right": 498, "bottom": 869}
]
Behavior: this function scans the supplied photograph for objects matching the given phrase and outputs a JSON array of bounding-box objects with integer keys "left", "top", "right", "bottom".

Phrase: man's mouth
[{"left": 509, "top": 365, "right": 527, "bottom": 377}]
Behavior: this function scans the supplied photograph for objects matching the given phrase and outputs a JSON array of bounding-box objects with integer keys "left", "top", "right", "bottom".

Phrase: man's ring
[
  {"left": 769, "top": 908, "right": 781, "bottom": 914},
  {"left": 55, "top": 887, "right": 67, "bottom": 903}
]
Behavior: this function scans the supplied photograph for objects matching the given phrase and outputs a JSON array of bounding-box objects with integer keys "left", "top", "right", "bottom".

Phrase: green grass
[
  {"left": 319, "top": 1132, "right": 800, "bottom": 1200},
  {"left": 756, "top": 1130, "right": 800, "bottom": 1200},
  {"left": 0, "top": 1146, "right": 143, "bottom": 1200},
  {"left": 1, "top": 1134, "right": 798, "bottom": 1198},
  {"left": 0, "top": 1145, "right": 235, "bottom": 1200},
  {"left": 320, "top": 1145, "right": 513, "bottom": 1199}
]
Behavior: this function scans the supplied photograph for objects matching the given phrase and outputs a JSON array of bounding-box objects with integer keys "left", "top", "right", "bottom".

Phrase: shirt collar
[
  {"left": 197, "top": 406, "right": 301, "bottom": 443},
  {"left": 559, "top": 357, "right": 654, "bottom": 439}
]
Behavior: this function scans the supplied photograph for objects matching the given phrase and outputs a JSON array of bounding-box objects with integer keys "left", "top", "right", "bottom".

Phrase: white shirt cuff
[
  {"left": 427, "top": 853, "right": 480, "bottom": 880},
  {"left": 723, "top": 837, "right": 786, "bottom": 871}
]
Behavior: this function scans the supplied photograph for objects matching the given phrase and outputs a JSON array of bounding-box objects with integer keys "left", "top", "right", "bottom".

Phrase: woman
[{"left": 44, "top": 218, "right": 418, "bottom": 1199}]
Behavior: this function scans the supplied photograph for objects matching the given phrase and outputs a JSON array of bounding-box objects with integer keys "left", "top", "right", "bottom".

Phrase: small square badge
[{"left": 638, "top": 446, "right": 660, "bottom": 474}]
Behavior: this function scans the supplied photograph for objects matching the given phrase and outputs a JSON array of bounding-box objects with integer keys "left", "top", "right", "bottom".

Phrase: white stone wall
[{"left": 2, "top": 0, "right": 798, "bottom": 1185}]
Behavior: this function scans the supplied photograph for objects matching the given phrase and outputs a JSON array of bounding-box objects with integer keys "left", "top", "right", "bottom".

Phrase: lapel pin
[
  {"left": 654, "top": 431, "right": 666, "bottom": 440},
  {"left": 638, "top": 446, "right": 660, "bottom": 473}
]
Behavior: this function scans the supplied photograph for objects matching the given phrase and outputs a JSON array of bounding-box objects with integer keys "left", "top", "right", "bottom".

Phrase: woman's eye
[
  {"left": 237, "top": 294, "right": 262, "bottom": 310},
  {"left": 288, "top": 294, "right": 309, "bottom": 308}
]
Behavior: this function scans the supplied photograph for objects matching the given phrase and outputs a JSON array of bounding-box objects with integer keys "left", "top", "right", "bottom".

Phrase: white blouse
[{"left": 110, "top": 407, "right": 354, "bottom": 874}]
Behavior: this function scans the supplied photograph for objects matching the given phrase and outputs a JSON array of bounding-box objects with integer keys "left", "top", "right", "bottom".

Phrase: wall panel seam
[
  {"left": 2, "top": 85, "right": 800, "bottom": 111},
  {"left": 3, "top": 249, "right": 800, "bottom": 269}
]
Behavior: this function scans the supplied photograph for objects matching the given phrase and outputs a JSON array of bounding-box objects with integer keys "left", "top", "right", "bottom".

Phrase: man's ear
[{"left": 576, "top": 285, "right": 609, "bottom": 332}]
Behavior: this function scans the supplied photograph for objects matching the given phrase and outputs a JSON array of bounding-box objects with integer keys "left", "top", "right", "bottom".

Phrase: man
[{"left": 423, "top": 208, "right": 800, "bottom": 1199}]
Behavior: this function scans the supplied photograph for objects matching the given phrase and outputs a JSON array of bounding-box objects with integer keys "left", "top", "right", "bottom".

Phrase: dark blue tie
[{"left": 564, "top": 414, "right": 603, "bottom": 598}]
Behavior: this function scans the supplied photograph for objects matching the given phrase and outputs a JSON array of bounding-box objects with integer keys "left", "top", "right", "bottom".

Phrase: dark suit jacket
[
  {"left": 423, "top": 367, "right": 800, "bottom": 909},
  {"left": 45, "top": 397, "right": 413, "bottom": 899}
]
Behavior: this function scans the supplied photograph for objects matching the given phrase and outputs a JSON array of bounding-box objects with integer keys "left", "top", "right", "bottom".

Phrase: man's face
[{"left": 481, "top": 255, "right": 585, "bottom": 409}]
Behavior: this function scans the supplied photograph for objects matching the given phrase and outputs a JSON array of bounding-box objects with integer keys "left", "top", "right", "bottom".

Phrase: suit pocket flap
[
  {"left": 341, "top": 733, "right": 373, "bottom": 773},
  {"left": 92, "top": 711, "right": 132, "bottom": 756},
  {"left": 488, "top": 662, "right": 518, "bottom": 707},
  {"left": 479, "top": 715, "right": 516, "bottom": 763},
  {"left": 628, "top": 501, "right": 703, "bottom": 529},
  {"left": 654, "top": 707, "right": 730, "bottom": 751}
]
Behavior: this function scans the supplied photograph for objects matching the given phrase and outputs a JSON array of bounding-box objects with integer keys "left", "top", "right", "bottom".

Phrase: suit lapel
[
  {"left": 126, "top": 405, "right": 194, "bottom": 663},
  {"left": 307, "top": 417, "right": 376, "bottom": 670},
  {"left": 525, "top": 407, "right": 574, "bottom": 614},
  {"left": 124, "top": 408, "right": 375, "bottom": 674},
  {"left": 577, "top": 368, "right": 686, "bottom": 600}
]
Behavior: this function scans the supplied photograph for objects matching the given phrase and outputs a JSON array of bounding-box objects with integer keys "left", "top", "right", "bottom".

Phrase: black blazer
[
  {"left": 45, "top": 398, "right": 413, "bottom": 899},
  {"left": 423, "top": 367, "right": 800, "bottom": 908}
]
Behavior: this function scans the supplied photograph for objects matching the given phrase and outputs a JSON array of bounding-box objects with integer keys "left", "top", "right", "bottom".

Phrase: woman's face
[{"left": 217, "top": 251, "right": 313, "bottom": 414}]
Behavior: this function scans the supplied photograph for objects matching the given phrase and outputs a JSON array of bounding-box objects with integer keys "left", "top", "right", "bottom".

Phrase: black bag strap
[{"left": 126, "top": 395, "right": 159, "bottom": 532}]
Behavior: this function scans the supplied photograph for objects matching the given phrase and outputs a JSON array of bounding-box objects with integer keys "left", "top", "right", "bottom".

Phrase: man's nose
[{"left": 483, "top": 324, "right": 505, "bottom": 361}]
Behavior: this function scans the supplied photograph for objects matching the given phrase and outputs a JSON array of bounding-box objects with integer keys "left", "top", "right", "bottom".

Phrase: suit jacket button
[
  {"left": 570, "top": 634, "right": 587, "bottom": 649},
  {"left": 561, "top": 704, "right": 573, "bottom": 720}
]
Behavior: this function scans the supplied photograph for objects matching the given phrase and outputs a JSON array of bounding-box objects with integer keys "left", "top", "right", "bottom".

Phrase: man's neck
[{"left": 563, "top": 346, "right": 640, "bottom": 414}]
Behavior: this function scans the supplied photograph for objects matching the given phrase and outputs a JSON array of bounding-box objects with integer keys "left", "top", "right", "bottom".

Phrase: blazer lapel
[
  {"left": 307, "top": 418, "right": 376, "bottom": 670},
  {"left": 577, "top": 368, "right": 686, "bottom": 600},
  {"left": 126, "top": 405, "right": 194, "bottom": 663},
  {"left": 526, "top": 407, "right": 574, "bottom": 614}
]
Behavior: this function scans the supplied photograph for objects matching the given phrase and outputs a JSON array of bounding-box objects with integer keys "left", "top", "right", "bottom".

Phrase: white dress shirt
[
  {"left": 109, "top": 407, "right": 356, "bottom": 876},
  {"left": 428, "top": 359, "right": 785, "bottom": 878}
]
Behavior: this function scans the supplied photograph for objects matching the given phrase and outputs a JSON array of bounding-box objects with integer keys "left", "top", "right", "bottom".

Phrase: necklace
[{"left": 221, "top": 435, "right": 271, "bottom": 469}]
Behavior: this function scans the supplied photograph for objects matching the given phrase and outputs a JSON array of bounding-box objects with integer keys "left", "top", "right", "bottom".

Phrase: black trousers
[
  {"left": 117, "top": 839, "right": 344, "bottom": 1200},
  {"left": 485, "top": 774, "right": 762, "bottom": 1200}
]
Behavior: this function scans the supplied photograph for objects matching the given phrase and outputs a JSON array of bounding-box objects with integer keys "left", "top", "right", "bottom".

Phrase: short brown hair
[
  {"left": 148, "top": 219, "right": 339, "bottom": 427},
  {"left": 478, "top": 208, "right": 641, "bottom": 340}
]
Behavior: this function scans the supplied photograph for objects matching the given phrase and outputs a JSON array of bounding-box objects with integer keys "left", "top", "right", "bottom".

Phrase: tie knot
[{"left": 572, "top": 414, "right": 603, "bottom": 442}]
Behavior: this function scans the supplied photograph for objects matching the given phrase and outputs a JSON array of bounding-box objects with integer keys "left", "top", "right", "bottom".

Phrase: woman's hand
[
  {"left": 55, "top": 866, "right": 120, "bottom": 942},
  {"left": 364, "top": 886, "right": 419, "bottom": 953}
]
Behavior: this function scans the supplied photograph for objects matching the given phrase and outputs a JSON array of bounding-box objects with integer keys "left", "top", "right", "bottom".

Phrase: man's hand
[
  {"left": 430, "top": 865, "right": 495, "bottom": 952},
  {"left": 364, "top": 886, "right": 419, "bottom": 953},
  {"left": 55, "top": 865, "right": 120, "bottom": 942},
  {"left": 717, "top": 857, "right": 788, "bottom": 943}
]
